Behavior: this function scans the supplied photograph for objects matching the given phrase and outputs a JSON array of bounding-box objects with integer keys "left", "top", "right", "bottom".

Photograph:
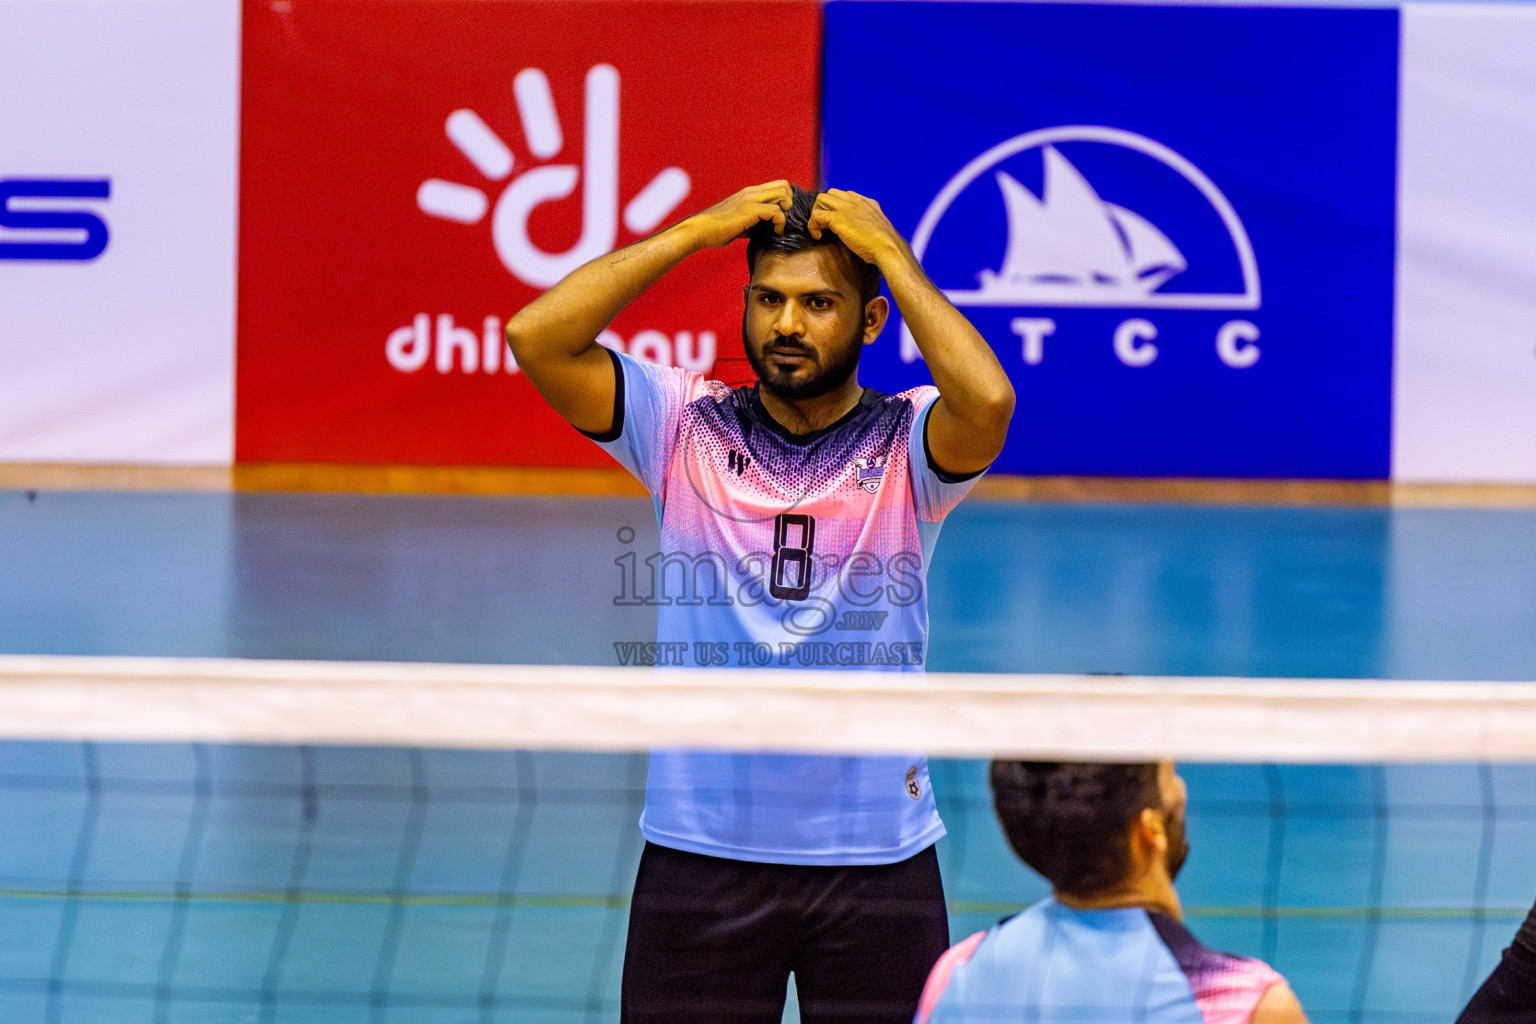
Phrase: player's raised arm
[
  {"left": 504, "top": 181, "right": 794, "bottom": 435},
  {"left": 807, "top": 189, "right": 1014, "bottom": 477}
]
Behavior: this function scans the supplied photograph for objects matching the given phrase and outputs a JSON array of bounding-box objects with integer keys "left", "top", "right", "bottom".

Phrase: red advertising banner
[{"left": 238, "top": 0, "right": 820, "bottom": 467}]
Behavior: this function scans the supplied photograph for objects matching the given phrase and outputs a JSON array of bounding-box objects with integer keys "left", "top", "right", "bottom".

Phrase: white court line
[{"left": 0, "top": 655, "right": 1533, "bottom": 761}]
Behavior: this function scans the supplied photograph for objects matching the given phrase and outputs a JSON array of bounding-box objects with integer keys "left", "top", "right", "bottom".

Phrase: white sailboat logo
[
  {"left": 976, "top": 147, "right": 1186, "bottom": 304},
  {"left": 902, "top": 126, "right": 1261, "bottom": 363}
]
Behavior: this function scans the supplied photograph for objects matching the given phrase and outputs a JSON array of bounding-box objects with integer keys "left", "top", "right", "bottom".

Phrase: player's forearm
[
  {"left": 882, "top": 250, "right": 1015, "bottom": 431},
  {"left": 504, "top": 221, "right": 702, "bottom": 366}
]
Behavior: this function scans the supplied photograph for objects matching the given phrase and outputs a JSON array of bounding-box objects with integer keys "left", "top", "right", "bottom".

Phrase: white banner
[
  {"left": 1395, "top": 4, "right": 1536, "bottom": 484},
  {"left": 0, "top": 0, "right": 239, "bottom": 465}
]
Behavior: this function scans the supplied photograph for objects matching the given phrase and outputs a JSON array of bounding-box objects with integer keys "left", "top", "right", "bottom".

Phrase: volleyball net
[{"left": 0, "top": 654, "right": 1533, "bottom": 1023}]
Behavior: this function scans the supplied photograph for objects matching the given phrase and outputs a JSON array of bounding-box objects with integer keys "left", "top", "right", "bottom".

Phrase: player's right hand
[{"left": 681, "top": 181, "right": 793, "bottom": 249}]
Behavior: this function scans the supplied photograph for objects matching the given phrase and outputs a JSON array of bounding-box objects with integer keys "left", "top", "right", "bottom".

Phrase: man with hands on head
[{"left": 505, "top": 181, "right": 1013, "bottom": 1024}]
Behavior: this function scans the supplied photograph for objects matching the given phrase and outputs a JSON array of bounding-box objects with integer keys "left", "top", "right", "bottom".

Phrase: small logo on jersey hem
[
  {"left": 854, "top": 455, "right": 887, "bottom": 493},
  {"left": 905, "top": 765, "right": 921, "bottom": 799}
]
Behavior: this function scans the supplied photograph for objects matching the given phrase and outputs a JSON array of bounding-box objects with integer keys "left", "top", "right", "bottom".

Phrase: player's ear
[
  {"left": 1134, "top": 807, "right": 1167, "bottom": 859},
  {"left": 862, "top": 295, "right": 889, "bottom": 345}
]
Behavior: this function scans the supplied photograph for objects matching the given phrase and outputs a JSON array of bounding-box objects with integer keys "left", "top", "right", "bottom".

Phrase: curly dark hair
[
  {"left": 744, "top": 184, "right": 882, "bottom": 307},
  {"left": 989, "top": 761, "right": 1163, "bottom": 897}
]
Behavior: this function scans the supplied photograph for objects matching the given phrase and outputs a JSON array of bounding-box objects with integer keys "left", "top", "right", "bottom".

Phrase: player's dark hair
[
  {"left": 745, "top": 184, "right": 883, "bottom": 307},
  {"left": 989, "top": 761, "right": 1163, "bottom": 898}
]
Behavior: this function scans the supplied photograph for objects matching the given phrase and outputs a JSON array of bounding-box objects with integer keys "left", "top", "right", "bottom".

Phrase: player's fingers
[
  {"left": 838, "top": 191, "right": 881, "bottom": 219},
  {"left": 828, "top": 188, "right": 880, "bottom": 214},
  {"left": 731, "top": 203, "right": 785, "bottom": 240},
  {"left": 748, "top": 181, "right": 793, "bottom": 209},
  {"left": 809, "top": 197, "right": 840, "bottom": 229},
  {"left": 752, "top": 202, "right": 787, "bottom": 234},
  {"left": 728, "top": 205, "right": 774, "bottom": 244},
  {"left": 806, "top": 207, "right": 833, "bottom": 239}
]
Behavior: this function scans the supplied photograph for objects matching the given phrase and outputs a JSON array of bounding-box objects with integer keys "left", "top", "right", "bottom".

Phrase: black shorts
[{"left": 621, "top": 841, "right": 951, "bottom": 1024}]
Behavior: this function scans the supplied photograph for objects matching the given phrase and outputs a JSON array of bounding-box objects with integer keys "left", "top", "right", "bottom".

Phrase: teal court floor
[{"left": 1, "top": 489, "right": 1535, "bottom": 1022}]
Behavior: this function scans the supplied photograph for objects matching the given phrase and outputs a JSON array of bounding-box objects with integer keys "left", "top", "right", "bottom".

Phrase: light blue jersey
[
  {"left": 916, "top": 899, "right": 1285, "bottom": 1024},
  {"left": 588, "top": 350, "right": 983, "bottom": 864}
]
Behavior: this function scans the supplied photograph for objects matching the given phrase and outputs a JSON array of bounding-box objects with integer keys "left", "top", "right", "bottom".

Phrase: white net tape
[{"left": 2, "top": 654, "right": 1534, "bottom": 761}]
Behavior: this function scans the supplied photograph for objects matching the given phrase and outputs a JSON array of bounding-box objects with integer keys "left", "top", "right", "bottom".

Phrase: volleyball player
[
  {"left": 915, "top": 761, "right": 1309, "bottom": 1024},
  {"left": 504, "top": 182, "right": 1014, "bottom": 1023}
]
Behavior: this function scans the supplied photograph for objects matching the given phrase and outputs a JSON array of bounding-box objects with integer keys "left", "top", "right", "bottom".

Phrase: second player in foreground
[
  {"left": 505, "top": 181, "right": 1014, "bottom": 1023},
  {"left": 917, "top": 761, "right": 1309, "bottom": 1024}
]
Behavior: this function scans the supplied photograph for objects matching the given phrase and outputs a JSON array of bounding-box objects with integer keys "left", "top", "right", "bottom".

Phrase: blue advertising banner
[{"left": 824, "top": 3, "right": 1398, "bottom": 479}]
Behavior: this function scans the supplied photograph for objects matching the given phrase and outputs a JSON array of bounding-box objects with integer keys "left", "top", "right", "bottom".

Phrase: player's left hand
[{"left": 807, "top": 189, "right": 908, "bottom": 270}]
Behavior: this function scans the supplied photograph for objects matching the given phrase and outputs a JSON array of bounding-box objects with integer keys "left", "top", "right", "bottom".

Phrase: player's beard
[
  {"left": 743, "top": 315, "right": 863, "bottom": 401},
  {"left": 1165, "top": 803, "right": 1191, "bottom": 882}
]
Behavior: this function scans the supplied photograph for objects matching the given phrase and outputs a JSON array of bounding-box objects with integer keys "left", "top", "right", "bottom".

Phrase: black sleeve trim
[
  {"left": 923, "top": 402, "right": 987, "bottom": 484},
  {"left": 1147, "top": 911, "right": 1216, "bottom": 979},
  {"left": 576, "top": 346, "right": 625, "bottom": 443}
]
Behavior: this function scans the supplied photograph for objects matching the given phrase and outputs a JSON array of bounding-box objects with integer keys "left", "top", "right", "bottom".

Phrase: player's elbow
[
  {"left": 973, "top": 377, "right": 1016, "bottom": 436},
  {"left": 503, "top": 316, "right": 538, "bottom": 369},
  {"left": 503, "top": 318, "right": 525, "bottom": 356}
]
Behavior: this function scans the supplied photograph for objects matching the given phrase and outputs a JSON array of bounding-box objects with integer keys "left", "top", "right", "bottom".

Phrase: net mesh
[
  {"left": 0, "top": 737, "right": 1532, "bottom": 1024},
  {"left": 4, "top": 488, "right": 1535, "bottom": 1023}
]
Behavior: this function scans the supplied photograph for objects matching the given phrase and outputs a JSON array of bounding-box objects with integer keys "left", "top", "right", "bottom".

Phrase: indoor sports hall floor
[{"left": 2, "top": 488, "right": 1535, "bottom": 1023}]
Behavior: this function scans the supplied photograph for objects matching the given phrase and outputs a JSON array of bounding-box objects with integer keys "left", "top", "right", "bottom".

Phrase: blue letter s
[{"left": 0, "top": 179, "right": 111, "bottom": 261}]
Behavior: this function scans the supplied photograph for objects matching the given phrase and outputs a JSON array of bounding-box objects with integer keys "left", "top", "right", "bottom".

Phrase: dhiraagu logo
[
  {"left": 417, "top": 64, "right": 691, "bottom": 288},
  {"left": 397, "top": 64, "right": 715, "bottom": 378},
  {"left": 904, "top": 126, "right": 1262, "bottom": 371}
]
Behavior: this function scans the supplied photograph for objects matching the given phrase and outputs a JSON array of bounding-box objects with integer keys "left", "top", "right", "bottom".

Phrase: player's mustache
[{"left": 765, "top": 336, "right": 815, "bottom": 358}]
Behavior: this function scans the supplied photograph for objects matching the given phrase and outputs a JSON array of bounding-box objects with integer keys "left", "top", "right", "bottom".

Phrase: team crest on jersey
[{"left": 853, "top": 454, "right": 887, "bottom": 493}]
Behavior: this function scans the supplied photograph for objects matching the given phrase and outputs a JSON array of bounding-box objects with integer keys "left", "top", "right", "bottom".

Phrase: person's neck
[
  {"left": 758, "top": 376, "right": 864, "bottom": 435},
  {"left": 1054, "top": 879, "right": 1183, "bottom": 922}
]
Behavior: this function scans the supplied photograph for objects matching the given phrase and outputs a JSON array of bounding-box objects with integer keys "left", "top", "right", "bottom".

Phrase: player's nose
[{"left": 772, "top": 300, "right": 805, "bottom": 338}]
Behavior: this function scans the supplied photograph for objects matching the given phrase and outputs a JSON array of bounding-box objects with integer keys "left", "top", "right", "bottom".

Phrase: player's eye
[{"left": 808, "top": 297, "right": 832, "bottom": 310}]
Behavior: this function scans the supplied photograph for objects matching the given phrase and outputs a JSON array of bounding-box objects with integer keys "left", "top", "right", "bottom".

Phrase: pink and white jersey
[{"left": 587, "top": 349, "right": 984, "bottom": 864}]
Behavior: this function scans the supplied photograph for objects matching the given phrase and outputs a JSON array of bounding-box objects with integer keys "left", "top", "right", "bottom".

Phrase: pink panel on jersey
[
  {"left": 914, "top": 930, "right": 987, "bottom": 1024},
  {"left": 1185, "top": 955, "right": 1286, "bottom": 1024}
]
